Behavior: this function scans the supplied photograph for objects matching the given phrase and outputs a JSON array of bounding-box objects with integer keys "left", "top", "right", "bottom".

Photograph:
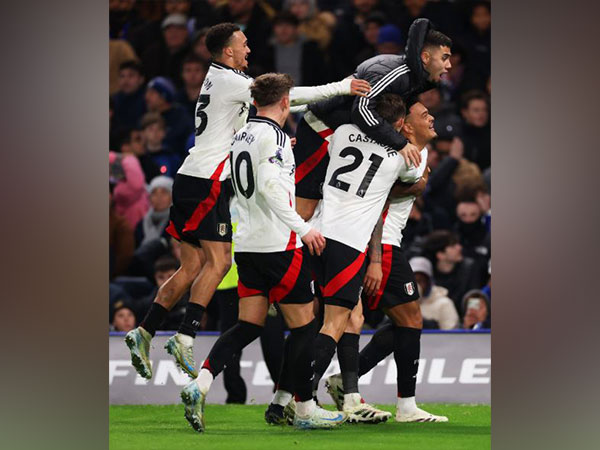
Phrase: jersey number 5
[
  {"left": 328, "top": 147, "right": 383, "bottom": 197},
  {"left": 231, "top": 151, "right": 255, "bottom": 199},
  {"left": 195, "top": 94, "right": 210, "bottom": 136}
]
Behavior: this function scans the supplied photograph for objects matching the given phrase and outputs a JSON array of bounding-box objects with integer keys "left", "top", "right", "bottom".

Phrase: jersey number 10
[
  {"left": 230, "top": 151, "right": 255, "bottom": 199},
  {"left": 328, "top": 147, "right": 383, "bottom": 198}
]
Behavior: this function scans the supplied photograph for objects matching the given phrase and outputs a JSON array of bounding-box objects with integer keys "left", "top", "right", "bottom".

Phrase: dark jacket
[
  {"left": 309, "top": 18, "right": 436, "bottom": 150},
  {"left": 112, "top": 87, "right": 147, "bottom": 130}
]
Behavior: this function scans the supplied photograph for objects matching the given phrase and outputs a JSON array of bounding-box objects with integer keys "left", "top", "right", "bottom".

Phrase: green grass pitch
[{"left": 110, "top": 403, "right": 490, "bottom": 450}]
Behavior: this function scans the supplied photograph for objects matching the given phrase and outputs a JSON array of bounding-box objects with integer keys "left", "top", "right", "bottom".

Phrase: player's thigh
[
  {"left": 384, "top": 301, "right": 422, "bottom": 329},
  {"left": 296, "top": 197, "right": 319, "bottom": 222},
  {"left": 238, "top": 295, "right": 270, "bottom": 326},
  {"left": 345, "top": 300, "right": 364, "bottom": 334},
  {"left": 279, "top": 302, "right": 315, "bottom": 329},
  {"left": 179, "top": 241, "right": 204, "bottom": 277},
  {"left": 199, "top": 239, "right": 232, "bottom": 266}
]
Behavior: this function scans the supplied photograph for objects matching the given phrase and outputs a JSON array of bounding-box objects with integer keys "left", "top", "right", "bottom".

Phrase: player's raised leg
[
  {"left": 166, "top": 239, "right": 232, "bottom": 378},
  {"left": 181, "top": 294, "right": 267, "bottom": 432},
  {"left": 125, "top": 241, "right": 204, "bottom": 379}
]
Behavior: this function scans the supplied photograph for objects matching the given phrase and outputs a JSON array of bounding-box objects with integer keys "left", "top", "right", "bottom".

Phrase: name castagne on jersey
[{"left": 348, "top": 133, "right": 398, "bottom": 158}]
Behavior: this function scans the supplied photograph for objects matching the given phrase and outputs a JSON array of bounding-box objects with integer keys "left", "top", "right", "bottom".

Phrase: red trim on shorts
[
  {"left": 269, "top": 248, "right": 303, "bottom": 303},
  {"left": 368, "top": 244, "right": 393, "bottom": 310},
  {"left": 322, "top": 250, "right": 367, "bottom": 298},
  {"left": 294, "top": 128, "right": 333, "bottom": 184},
  {"left": 202, "top": 359, "right": 212, "bottom": 372},
  {"left": 238, "top": 280, "right": 263, "bottom": 299},
  {"left": 165, "top": 220, "right": 180, "bottom": 239},
  {"left": 181, "top": 157, "right": 229, "bottom": 233}
]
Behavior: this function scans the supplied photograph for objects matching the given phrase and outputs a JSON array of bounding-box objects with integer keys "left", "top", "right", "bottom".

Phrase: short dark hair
[
  {"left": 154, "top": 255, "right": 179, "bottom": 273},
  {"left": 374, "top": 93, "right": 406, "bottom": 124},
  {"left": 423, "top": 29, "right": 452, "bottom": 50},
  {"left": 250, "top": 73, "right": 295, "bottom": 107},
  {"left": 422, "top": 230, "right": 459, "bottom": 261},
  {"left": 119, "top": 60, "right": 144, "bottom": 76},
  {"left": 461, "top": 89, "right": 489, "bottom": 110},
  {"left": 205, "top": 23, "right": 240, "bottom": 58},
  {"left": 273, "top": 11, "right": 299, "bottom": 27}
]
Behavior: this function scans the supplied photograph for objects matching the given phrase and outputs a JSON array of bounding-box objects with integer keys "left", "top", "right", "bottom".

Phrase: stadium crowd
[{"left": 109, "top": 0, "right": 491, "bottom": 337}]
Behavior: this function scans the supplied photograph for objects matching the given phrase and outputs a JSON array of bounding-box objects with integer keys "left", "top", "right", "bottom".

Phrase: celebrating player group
[{"left": 125, "top": 17, "right": 453, "bottom": 432}]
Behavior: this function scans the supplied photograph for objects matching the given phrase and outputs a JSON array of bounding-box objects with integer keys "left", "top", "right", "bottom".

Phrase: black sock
[
  {"left": 275, "top": 334, "right": 295, "bottom": 395},
  {"left": 311, "top": 333, "right": 337, "bottom": 392},
  {"left": 289, "top": 319, "right": 318, "bottom": 402},
  {"left": 337, "top": 333, "right": 360, "bottom": 394},
  {"left": 140, "top": 303, "right": 169, "bottom": 337},
  {"left": 358, "top": 322, "right": 394, "bottom": 376},
  {"left": 178, "top": 303, "right": 206, "bottom": 338},
  {"left": 393, "top": 326, "right": 421, "bottom": 398},
  {"left": 202, "top": 320, "right": 263, "bottom": 378}
]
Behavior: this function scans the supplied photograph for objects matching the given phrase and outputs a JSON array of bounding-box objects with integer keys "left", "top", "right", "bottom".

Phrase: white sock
[
  {"left": 195, "top": 368, "right": 213, "bottom": 393},
  {"left": 296, "top": 399, "right": 316, "bottom": 417},
  {"left": 271, "top": 390, "right": 292, "bottom": 407},
  {"left": 176, "top": 333, "right": 194, "bottom": 346},
  {"left": 343, "top": 393, "right": 362, "bottom": 408},
  {"left": 397, "top": 396, "right": 418, "bottom": 414}
]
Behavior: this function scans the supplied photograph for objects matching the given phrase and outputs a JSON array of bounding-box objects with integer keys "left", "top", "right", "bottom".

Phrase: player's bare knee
[{"left": 347, "top": 310, "right": 364, "bottom": 333}]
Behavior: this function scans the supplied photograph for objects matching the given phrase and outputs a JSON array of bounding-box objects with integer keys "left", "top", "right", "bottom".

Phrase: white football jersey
[
  {"left": 382, "top": 147, "right": 428, "bottom": 247},
  {"left": 178, "top": 62, "right": 353, "bottom": 181},
  {"left": 319, "top": 124, "right": 421, "bottom": 252},
  {"left": 231, "top": 116, "right": 310, "bottom": 253}
]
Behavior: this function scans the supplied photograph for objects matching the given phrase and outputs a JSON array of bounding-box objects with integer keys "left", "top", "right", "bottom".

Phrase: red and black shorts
[
  {"left": 366, "top": 244, "right": 419, "bottom": 311},
  {"left": 235, "top": 246, "right": 313, "bottom": 304},
  {"left": 166, "top": 173, "right": 233, "bottom": 247},
  {"left": 293, "top": 116, "right": 333, "bottom": 200},
  {"left": 312, "top": 238, "right": 368, "bottom": 310}
]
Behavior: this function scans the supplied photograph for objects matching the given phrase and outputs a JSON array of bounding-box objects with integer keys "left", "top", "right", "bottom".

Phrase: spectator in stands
[
  {"left": 110, "top": 187, "right": 135, "bottom": 279},
  {"left": 460, "top": 1, "right": 491, "bottom": 92},
  {"left": 141, "top": 14, "right": 192, "bottom": 88},
  {"left": 260, "top": 12, "right": 330, "bottom": 86},
  {"left": 111, "top": 301, "right": 137, "bottom": 332},
  {"left": 409, "top": 256, "right": 459, "bottom": 330},
  {"left": 164, "top": 0, "right": 197, "bottom": 35},
  {"left": 461, "top": 289, "right": 490, "bottom": 330},
  {"left": 400, "top": 197, "right": 434, "bottom": 260},
  {"left": 422, "top": 230, "right": 484, "bottom": 316},
  {"left": 352, "top": 12, "right": 385, "bottom": 66},
  {"left": 139, "top": 112, "right": 181, "bottom": 177},
  {"left": 109, "top": 151, "right": 149, "bottom": 228},
  {"left": 119, "top": 127, "right": 161, "bottom": 183},
  {"left": 109, "top": 39, "right": 138, "bottom": 96},
  {"left": 109, "top": 0, "right": 160, "bottom": 57},
  {"left": 460, "top": 90, "right": 490, "bottom": 170},
  {"left": 112, "top": 61, "right": 147, "bottom": 132},
  {"left": 284, "top": 0, "right": 336, "bottom": 52},
  {"left": 145, "top": 77, "right": 194, "bottom": 157},
  {"left": 375, "top": 23, "right": 403, "bottom": 55},
  {"left": 423, "top": 135, "right": 464, "bottom": 229},
  {"left": 395, "top": 0, "right": 463, "bottom": 40},
  {"left": 135, "top": 175, "right": 173, "bottom": 248},
  {"left": 454, "top": 196, "right": 490, "bottom": 266},
  {"left": 175, "top": 54, "right": 208, "bottom": 118},
  {"left": 191, "top": 27, "right": 212, "bottom": 65},
  {"left": 216, "top": 0, "right": 273, "bottom": 76}
]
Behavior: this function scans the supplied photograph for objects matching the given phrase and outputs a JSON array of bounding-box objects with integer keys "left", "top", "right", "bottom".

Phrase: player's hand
[
  {"left": 349, "top": 79, "right": 371, "bottom": 97},
  {"left": 290, "top": 137, "right": 297, "bottom": 148},
  {"left": 363, "top": 262, "right": 383, "bottom": 296},
  {"left": 302, "top": 228, "right": 326, "bottom": 256},
  {"left": 399, "top": 143, "right": 421, "bottom": 167}
]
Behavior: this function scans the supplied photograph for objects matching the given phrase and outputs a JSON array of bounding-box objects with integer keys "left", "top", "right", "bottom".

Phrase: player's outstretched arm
[{"left": 289, "top": 77, "right": 371, "bottom": 107}]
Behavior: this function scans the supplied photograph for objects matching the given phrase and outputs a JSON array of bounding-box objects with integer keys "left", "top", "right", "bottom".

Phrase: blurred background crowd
[{"left": 109, "top": 0, "right": 491, "bottom": 335}]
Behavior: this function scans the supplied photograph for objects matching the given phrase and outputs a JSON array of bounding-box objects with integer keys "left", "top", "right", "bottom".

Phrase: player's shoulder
[
  {"left": 357, "top": 54, "right": 409, "bottom": 78},
  {"left": 209, "top": 61, "right": 253, "bottom": 86},
  {"left": 248, "top": 116, "right": 288, "bottom": 147},
  {"left": 333, "top": 123, "right": 366, "bottom": 142}
]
